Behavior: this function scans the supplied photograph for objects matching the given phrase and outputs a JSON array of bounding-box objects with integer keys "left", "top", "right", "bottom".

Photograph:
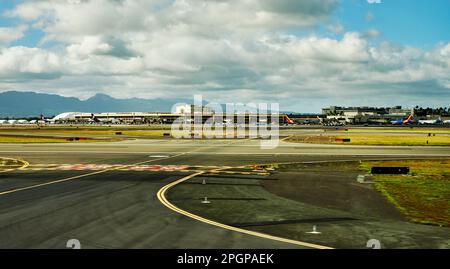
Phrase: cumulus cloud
[
  {"left": 0, "top": 25, "right": 27, "bottom": 45},
  {"left": 1, "top": 0, "right": 449, "bottom": 111},
  {"left": 0, "top": 46, "right": 62, "bottom": 80}
]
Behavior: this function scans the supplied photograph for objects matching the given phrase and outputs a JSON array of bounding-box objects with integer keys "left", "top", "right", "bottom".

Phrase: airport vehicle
[
  {"left": 391, "top": 115, "right": 414, "bottom": 125},
  {"left": 444, "top": 120, "right": 450, "bottom": 125},
  {"left": 418, "top": 117, "right": 443, "bottom": 125}
]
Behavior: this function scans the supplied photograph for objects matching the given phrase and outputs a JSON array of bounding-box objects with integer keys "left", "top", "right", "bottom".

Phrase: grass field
[
  {"left": 0, "top": 127, "right": 170, "bottom": 137},
  {"left": 336, "top": 135, "right": 450, "bottom": 146},
  {"left": 361, "top": 160, "right": 450, "bottom": 227},
  {"left": 0, "top": 126, "right": 248, "bottom": 139},
  {"left": 341, "top": 128, "right": 450, "bottom": 134},
  {"left": 285, "top": 134, "right": 450, "bottom": 146},
  {"left": 0, "top": 136, "right": 114, "bottom": 143}
]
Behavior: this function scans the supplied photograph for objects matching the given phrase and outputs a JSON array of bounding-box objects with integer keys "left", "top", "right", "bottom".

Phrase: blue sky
[
  {"left": 336, "top": 0, "right": 450, "bottom": 48},
  {"left": 0, "top": 1, "right": 44, "bottom": 47},
  {"left": 1, "top": 0, "right": 450, "bottom": 112},
  {"left": 293, "top": 0, "right": 450, "bottom": 49}
]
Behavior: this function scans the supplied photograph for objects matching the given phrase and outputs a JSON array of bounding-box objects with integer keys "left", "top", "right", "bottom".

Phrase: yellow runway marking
[
  {"left": 0, "top": 157, "right": 29, "bottom": 173},
  {"left": 281, "top": 136, "right": 293, "bottom": 142},
  {"left": 157, "top": 172, "right": 334, "bottom": 249},
  {"left": 0, "top": 154, "right": 186, "bottom": 197}
]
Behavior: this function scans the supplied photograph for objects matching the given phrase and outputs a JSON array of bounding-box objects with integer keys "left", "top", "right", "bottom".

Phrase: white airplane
[
  {"left": 444, "top": 120, "right": 450, "bottom": 125},
  {"left": 89, "top": 113, "right": 120, "bottom": 124},
  {"left": 418, "top": 117, "right": 442, "bottom": 125},
  {"left": 16, "top": 119, "right": 29, "bottom": 124},
  {"left": 38, "top": 114, "right": 55, "bottom": 124}
]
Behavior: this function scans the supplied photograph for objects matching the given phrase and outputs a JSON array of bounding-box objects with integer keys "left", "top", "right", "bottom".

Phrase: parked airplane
[
  {"left": 317, "top": 116, "right": 325, "bottom": 125},
  {"left": 418, "top": 117, "right": 443, "bottom": 125},
  {"left": 89, "top": 113, "right": 120, "bottom": 124},
  {"left": 283, "top": 115, "right": 294, "bottom": 125},
  {"left": 391, "top": 115, "right": 414, "bottom": 125},
  {"left": 38, "top": 114, "right": 55, "bottom": 124}
]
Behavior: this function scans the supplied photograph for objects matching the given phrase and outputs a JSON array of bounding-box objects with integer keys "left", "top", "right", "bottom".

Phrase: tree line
[{"left": 414, "top": 106, "right": 450, "bottom": 117}]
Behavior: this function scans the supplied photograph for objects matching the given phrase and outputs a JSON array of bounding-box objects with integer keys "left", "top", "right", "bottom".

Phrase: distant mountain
[{"left": 0, "top": 91, "right": 188, "bottom": 118}]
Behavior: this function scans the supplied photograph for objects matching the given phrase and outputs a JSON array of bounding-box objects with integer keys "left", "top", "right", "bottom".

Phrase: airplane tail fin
[{"left": 284, "top": 115, "right": 294, "bottom": 124}]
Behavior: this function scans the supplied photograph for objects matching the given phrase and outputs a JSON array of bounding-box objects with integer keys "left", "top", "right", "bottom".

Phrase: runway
[{"left": 1, "top": 138, "right": 449, "bottom": 249}]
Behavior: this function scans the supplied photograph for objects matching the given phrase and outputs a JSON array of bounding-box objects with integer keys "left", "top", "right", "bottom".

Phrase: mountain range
[{"left": 0, "top": 91, "right": 188, "bottom": 118}]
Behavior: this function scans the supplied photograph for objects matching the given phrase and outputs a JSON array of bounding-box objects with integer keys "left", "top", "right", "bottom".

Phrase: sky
[{"left": 0, "top": 0, "right": 449, "bottom": 113}]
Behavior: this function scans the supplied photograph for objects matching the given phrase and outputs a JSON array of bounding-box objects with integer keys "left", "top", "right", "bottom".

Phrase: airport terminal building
[
  {"left": 50, "top": 105, "right": 292, "bottom": 125},
  {"left": 322, "top": 106, "right": 414, "bottom": 125}
]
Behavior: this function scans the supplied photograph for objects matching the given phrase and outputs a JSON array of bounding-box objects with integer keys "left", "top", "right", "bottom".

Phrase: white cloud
[
  {"left": 327, "top": 22, "right": 345, "bottom": 34},
  {"left": 67, "top": 36, "right": 113, "bottom": 59},
  {"left": 0, "top": 46, "right": 62, "bottom": 79},
  {"left": 0, "top": 25, "right": 27, "bottom": 45},
  {"left": 1, "top": 0, "right": 449, "bottom": 111}
]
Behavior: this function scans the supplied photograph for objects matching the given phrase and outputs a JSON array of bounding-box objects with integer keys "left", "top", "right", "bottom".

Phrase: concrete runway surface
[{"left": 0, "top": 138, "right": 449, "bottom": 249}]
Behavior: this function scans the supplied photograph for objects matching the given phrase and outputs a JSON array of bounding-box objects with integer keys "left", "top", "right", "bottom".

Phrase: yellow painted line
[
  {"left": 0, "top": 153, "right": 186, "bottom": 197},
  {"left": 281, "top": 136, "right": 293, "bottom": 142},
  {"left": 28, "top": 164, "right": 62, "bottom": 167},
  {"left": 0, "top": 157, "right": 29, "bottom": 173},
  {"left": 157, "top": 172, "right": 333, "bottom": 249}
]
